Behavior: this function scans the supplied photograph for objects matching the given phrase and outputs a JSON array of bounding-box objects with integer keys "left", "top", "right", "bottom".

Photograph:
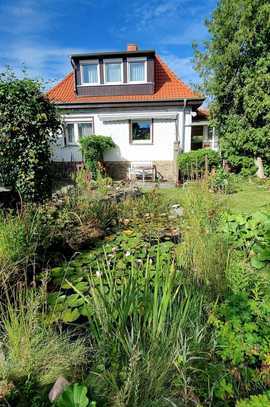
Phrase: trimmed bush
[{"left": 177, "top": 148, "right": 220, "bottom": 179}]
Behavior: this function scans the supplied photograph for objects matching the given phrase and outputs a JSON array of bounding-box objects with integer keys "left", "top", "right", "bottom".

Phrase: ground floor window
[
  {"left": 66, "top": 123, "right": 75, "bottom": 144},
  {"left": 64, "top": 120, "right": 94, "bottom": 146},
  {"left": 78, "top": 122, "right": 93, "bottom": 138},
  {"left": 130, "top": 120, "right": 153, "bottom": 144}
]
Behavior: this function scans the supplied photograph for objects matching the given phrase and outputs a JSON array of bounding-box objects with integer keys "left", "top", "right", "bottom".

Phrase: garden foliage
[
  {"left": 55, "top": 383, "right": 96, "bottom": 407},
  {"left": 208, "top": 168, "right": 238, "bottom": 194},
  {"left": 80, "top": 135, "right": 115, "bottom": 179},
  {"left": 237, "top": 391, "right": 270, "bottom": 407},
  {"left": 177, "top": 148, "right": 220, "bottom": 179},
  {"left": 194, "top": 0, "right": 270, "bottom": 174},
  {"left": 0, "top": 179, "right": 270, "bottom": 405},
  {"left": 0, "top": 69, "right": 61, "bottom": 200},
  {"left": 0, "top": 291, "right": 86, "bottom": 405}
]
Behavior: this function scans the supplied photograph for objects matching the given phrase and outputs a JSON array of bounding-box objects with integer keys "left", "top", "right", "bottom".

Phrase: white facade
[{"left": 51, "top": 106, "right": 192, "bottom": 163}]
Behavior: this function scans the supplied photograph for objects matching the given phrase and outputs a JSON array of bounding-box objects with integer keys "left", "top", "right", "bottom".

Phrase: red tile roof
[{"left": 47, "top": 56, "right": 202, "bottom": 104}]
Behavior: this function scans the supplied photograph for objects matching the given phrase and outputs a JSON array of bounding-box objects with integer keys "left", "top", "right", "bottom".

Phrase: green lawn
[{"left": 157, "top": 178, "right": 270, "bottom": 214}]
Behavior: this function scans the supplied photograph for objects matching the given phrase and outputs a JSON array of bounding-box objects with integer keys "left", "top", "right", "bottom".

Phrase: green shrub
[
  {"left": 80, "top": 135, "right": 115, "bottom": 179},
  {"left": 210, "top": 291, "right": 270, "bottom": 401},
  {"left": 208, "top": 168, "right": 238, "bottom": 194},
  {"left": 221, "top": 211, "right": 270, "bottom": 270},
  {"left": 224, "top": 155, "right": 257, "bottom": 177},
  {"left": 0, "top": 290, "right": 86, "bottom": 403},
  {"left": 177, "top": 148, "right": 220, "bottom": 179},
  {"left": 237, "top": 391, "right": 270, "bottom": 407},
  {"left": 225, "top": 253, "right": 256, "bottom": 294},
  {"left": 0, "top": 69, "right": 61, "bottom": 201}
]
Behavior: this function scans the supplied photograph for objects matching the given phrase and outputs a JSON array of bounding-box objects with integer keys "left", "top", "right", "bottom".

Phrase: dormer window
[
  {"left": 128, "top": 57, "right": 147, "bottom": 83},
  {"left": 104, "top": 59, "right": 123, "bottom": 84},
  {"left": 81, "top": 60, "right": 99, "bottom": 85}
]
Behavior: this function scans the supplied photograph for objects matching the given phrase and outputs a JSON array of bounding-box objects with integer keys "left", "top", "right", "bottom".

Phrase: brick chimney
[{"left": 127, "top": 44, "right": 138, "bottom": 52}]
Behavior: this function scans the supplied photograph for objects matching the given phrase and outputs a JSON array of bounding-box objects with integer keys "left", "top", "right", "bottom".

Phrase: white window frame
[
  {"left": 127, "top": 57, "right": 147, "bottom": 84},
  {"left": 103, "top": 58, "right": 123, "bottom": 85},
  {"left": 80, "top": 60, "right": 100, "bottom": 86},
  {"left": 65, "top": 123, "right": 76, "bottom": 146},
  {"left": 63, "top": 116, "right": 94, "bottom": 146},
  {"left": 130, "top": 119, "right": 153, "bottom": 145}
]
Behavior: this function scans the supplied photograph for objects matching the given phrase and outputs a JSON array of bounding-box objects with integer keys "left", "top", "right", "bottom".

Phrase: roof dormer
[{"left": 71, "top": 45, "right": 155, "bottom": 97}]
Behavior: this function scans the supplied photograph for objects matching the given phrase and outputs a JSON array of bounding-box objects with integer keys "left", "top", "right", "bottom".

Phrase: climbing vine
[{"left": 80, "top": 135, "right": 115, "bottom": 179}]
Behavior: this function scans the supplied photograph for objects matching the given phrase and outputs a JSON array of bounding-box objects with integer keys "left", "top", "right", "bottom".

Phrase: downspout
[
  {"left": 181, "top": 98, "right": 187, "bottom": 152},
  {"left": 174, "top": 99, "right": 186, "bottom": 185},
  {"left": 175, "top": 98, "right": 186, "bottom": 185}
]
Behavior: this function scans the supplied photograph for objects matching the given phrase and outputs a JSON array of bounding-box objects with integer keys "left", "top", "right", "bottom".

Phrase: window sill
[
  {"left": 77, "top": 82, "right": 153, "bottom": 87},
  {"left": 80, "top": 83, "right": 100, "bottom": 86},
  {"left": 130, "top": 142, "right": 153, "bottom": 145},
  {"left": 127, "top": 81, "right": 147, "bottom": 84}
]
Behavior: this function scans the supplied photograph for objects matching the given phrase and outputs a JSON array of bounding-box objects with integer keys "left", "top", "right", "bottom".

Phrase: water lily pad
[{"left": 62, "top": 308, "right": 80, "bottom": 323}]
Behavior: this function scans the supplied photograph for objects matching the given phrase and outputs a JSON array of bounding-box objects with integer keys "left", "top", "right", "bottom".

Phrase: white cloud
[
  {"left": 0, "top": 0, "right": 92, "bottom": 85},
  {"left": 123, "top": 0, "right": 186, "bottom": 31},
  {"left": 0, "top": 0, "right": 55, "bottom": 35},
  {"left": 161, "top": 22, "right": 209, "bottom": 45},
  {"left": 0, "top": 43, "right": 94, "bottom": 87}
]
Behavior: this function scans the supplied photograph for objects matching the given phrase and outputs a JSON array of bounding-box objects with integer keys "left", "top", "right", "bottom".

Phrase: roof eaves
[
  {"left": 54, "top": 97, "right": 205, "bottom": 107},
  {"left": 71, "top": 49, "right": 155, "bottom": 59}
]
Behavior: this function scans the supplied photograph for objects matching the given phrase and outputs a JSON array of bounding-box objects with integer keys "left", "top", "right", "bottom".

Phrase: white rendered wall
[
  {"left": 51, "top": 107, "right": 192, "bottom": 162},
  {"left": 103, "top": 119, "right": 175, "bottom": 161}
]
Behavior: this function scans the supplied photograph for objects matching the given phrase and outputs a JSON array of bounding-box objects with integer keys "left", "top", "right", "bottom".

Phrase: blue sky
[{"left": 0, "top": 0, "right": 216, "bottom": 88}]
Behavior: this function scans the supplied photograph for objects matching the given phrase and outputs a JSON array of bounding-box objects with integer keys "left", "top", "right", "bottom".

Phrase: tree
[
  {"left": 194, "top": 0, "right": 270, "bottom": 175},
  {"left": 0, "top": 69, "right": 61, "bottom": 201}
]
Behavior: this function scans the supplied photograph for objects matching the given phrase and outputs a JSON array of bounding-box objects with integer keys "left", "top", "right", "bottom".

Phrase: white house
[{"left": 48, "top": 44, "right": 215, "bottom": 182}]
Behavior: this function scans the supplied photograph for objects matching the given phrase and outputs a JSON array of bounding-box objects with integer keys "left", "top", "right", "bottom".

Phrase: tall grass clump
[
  {"left": 0, "top": 207, "right": 52, "bottom": 289},
  {"left": 177, "top": 181, "right": 229, "bottom": 295},
  {"left": 86, "top": 254, "right": 210, "bottom": 406},
  {"left": 0, "top": 211, "right": 29, "bottom": 268},
  {"left": 0, "top": 289, "right": 87, "bottom": 404}
]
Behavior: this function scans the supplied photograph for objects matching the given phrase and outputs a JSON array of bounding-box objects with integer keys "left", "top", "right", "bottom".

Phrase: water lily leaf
[
  {"left": 74, "top": 281, "right": 89, "bottom": 292},
  {"left": 80, "top": 304, "right": 92, "bottom": 317},
  {"left": 62, "top": 308, "right": 80, "bottom": 323},
  {"left": 66, "top": 294, "right": 85, "bottom": 308},
  {"left": 51, "top": 267, "right": 64, "bottom": 277},
  {"left": 47, "top": 293, "right": 66, "bottom": 305}
]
